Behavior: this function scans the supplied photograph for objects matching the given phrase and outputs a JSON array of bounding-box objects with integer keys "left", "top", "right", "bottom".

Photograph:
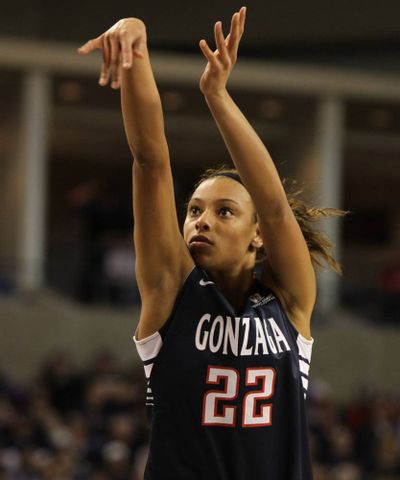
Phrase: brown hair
[{"left": 194, "top": 165, "right": 348, "bottom": 275}]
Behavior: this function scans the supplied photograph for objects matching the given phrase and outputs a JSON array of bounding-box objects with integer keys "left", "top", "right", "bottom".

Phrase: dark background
[{"left": 2, "top": 0, "right": 400, "bottom": 69}]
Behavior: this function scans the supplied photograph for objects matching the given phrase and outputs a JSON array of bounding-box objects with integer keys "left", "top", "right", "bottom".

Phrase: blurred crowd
[
  {"left": 308, "top": 382, "right": 400, "bottom": 480},
  {"left": 0, "top": 353, "right": 149, "bottom": 480},
  {"left": 0, "top": 352, "right": 399, "bottom": 480},
  {"left": 66, "top": 180, "right": 139, "bottom": 306}
]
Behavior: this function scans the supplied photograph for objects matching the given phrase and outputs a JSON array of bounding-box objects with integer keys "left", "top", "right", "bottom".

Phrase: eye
[
  {"left": 189, "top": 205, "right": 200, "bottom": 216},
  {"left": 219, "top": 207, "right": 233, "bottom": 217}
]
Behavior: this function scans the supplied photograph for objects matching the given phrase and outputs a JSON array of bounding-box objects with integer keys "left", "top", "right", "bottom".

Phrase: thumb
[{"left": 133, "top": 36, "right": 146, "bottom": 58}]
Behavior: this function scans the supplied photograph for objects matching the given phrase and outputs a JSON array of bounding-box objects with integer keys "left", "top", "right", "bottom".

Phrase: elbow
[
  {"left": 127, "top": 131, "right": 168, "bottom": 167},
  {"left": 132, "top": 146, "right": 169, "bottom": 168}
]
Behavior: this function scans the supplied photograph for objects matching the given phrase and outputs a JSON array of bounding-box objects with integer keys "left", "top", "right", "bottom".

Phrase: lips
[{"left": 189, "top": 235, "right": 213, "bottom": 245}]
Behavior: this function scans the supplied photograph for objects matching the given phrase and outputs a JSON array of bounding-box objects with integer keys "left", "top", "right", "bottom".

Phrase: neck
[{"left": 208, "top": 265, "right": 255, "bottom": 312}]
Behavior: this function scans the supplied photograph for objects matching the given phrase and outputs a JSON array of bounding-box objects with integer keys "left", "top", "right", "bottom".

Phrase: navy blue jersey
[{"left": 134, "top": 266, "right": 314, "bottom": 480}]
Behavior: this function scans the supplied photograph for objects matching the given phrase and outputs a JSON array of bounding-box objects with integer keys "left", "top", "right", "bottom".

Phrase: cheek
[
  {"left": 221, "top": 224, "right": 250, "bottom": 247},
  {"left": 183, "top": 218, "right": 191, "bottom": 239}
]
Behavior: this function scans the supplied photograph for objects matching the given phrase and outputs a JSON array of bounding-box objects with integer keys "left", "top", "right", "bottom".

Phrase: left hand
[
  {"left": 199, "top": 7, "right": 246, "bottom": 97},
  {"left": 77, "top": 18, "right": 147, "bottom": 90}
]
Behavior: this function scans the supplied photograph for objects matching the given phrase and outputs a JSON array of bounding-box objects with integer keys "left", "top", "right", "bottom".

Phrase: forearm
[
  {"left": 120, "top": 45, "right": 168, "bottom": 165},
  {"left": 78, "top": 18, "right": 168, "bottom": 167},
  {"left": 204, "top": 89, "right": 289, "bottom": 217}
]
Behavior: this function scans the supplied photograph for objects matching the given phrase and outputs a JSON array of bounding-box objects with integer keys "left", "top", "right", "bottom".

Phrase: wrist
[{"left": 203, "top": 88, "right": 230, "bottom": 103}]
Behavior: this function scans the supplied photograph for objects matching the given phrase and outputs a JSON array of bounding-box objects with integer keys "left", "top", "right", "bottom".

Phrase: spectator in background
[
  {"left": 40, "top": 352, "right": 84, "bottom": 415},
  {"left": 103, "top": 234, "right": 139, "bottom": 305},
  {"left": 68, "top": 179, "right": 133, "bottom": 304}
]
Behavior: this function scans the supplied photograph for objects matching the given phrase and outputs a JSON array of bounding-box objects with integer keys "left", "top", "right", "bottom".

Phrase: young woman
[{"left": 78, "top": 8, "right": 344, "bottom": 479}]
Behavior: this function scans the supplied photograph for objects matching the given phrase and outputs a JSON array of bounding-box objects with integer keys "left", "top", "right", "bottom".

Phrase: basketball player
[{"left": 78, "top": 7, "right": 345, "bottom": 479}]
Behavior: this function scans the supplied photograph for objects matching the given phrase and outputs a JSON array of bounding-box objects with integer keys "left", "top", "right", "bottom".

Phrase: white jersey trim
[
  {"left": 132, "top": 266, "right": 196, "bottom": 379},
  {"left": 296, "top": 334, "right": 314, "bottom": 399},
  {"left": 133, "top": 328, "right": 163, "bottom": 379},
  {"left": 297, "top": 334, "right": 314, "bottom": 360}
]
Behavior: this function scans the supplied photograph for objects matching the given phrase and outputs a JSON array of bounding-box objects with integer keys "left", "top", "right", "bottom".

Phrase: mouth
[{"left": 189, "top": 235, "right": 213, "bottom": 247}]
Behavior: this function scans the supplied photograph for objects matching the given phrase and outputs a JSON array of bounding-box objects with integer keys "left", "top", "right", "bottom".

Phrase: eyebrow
[{"left": 189, "top": 197, "right": 240, "bottom": 206}]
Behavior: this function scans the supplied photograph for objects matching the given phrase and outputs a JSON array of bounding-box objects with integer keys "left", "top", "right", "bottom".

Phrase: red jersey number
[{"left": 202, "top": 365, "right": 276, "bottom": 428}]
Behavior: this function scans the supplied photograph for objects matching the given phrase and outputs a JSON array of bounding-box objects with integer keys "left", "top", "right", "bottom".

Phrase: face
[{"left": 183, "top": 177, "right": 263, "bottom": 272}]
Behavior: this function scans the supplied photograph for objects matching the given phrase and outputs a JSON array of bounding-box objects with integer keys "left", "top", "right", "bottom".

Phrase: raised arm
[
  {"left": 198, "top": 8, "right": 316, "bottom": 338},
  {"left": 78, "top": 19, "right": 194, "bottom": 339}
]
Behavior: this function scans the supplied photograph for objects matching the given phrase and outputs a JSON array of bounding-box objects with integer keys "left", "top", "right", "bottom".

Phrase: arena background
[{"left": 0, "top": 1, "right": 399, "bottom": 479}]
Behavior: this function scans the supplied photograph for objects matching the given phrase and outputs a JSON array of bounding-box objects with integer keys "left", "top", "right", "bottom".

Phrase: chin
[
  {"left": 190, "top": 252, "right": 206, "bottom": 267},
  {"left": 190, "top": 251, "right": 212, "bottom": 269},
  {"left": 192, "top": 254, "right": 225, "bottom": 272}
]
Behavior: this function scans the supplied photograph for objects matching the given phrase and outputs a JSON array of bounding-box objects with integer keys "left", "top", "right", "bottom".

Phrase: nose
[{"left": 195, "top": 211, "right": 211, "bottom": 231}]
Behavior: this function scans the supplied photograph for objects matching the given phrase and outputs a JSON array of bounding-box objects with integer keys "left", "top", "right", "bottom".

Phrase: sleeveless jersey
[{"left": 133, "top": 266, "right": 314, "bottom": 480}]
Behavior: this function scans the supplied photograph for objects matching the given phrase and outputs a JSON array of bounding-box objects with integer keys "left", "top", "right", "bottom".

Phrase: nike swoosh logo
[{"left": 199, "top": 279, "right": 214, "bottom": 286}]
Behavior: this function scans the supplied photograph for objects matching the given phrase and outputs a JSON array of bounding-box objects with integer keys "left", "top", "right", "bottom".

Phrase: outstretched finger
[
  {"left": 108, "top": 32, "right": 121, "bottom": 88},
  {"left": 199, "top": 39, "right": 220, "bottom": 69},
  {"left": 120, "top": 31, "right": 133, "bottom": 68},
  {"left": 99, "top": 35, "right": 110, "bottom": 86},
  {"left": 112, "top": 64, "right": 122, "bottom": 90},
  {"left": 226, "top": 12, "right": 240, "bottom": 52},
  {"left": 77, "top": 36, "right": 102, "bottom": 55},
  {"left": 214, "top": 22, "right": 230, "bottom": 67},
  {"left": 239, "top": 6, "right": 247, "bottom": 35},
  {"left": 227, "top": 8, "right": 246, "bottom": 55}
]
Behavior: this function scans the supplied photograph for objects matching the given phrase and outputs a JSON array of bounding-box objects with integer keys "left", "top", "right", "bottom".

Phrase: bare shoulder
[{"left": 259, "top": 260, "right": 313, "bottom": 340}]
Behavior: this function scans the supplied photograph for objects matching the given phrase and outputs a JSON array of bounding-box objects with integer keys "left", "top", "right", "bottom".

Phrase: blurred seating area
[
  {"left": 0, "top": 352, "right": 149, "bottom": 480},
  {"left": 0, "top": 352, "right": 399, "bottom": 480},
  {"left": 309, "top": 383, "right": 400, "bottom": 480}
]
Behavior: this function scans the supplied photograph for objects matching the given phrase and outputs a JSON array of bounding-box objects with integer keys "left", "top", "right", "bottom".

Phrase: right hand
[
  {"left": 77, "top": 18, "right": 147, "bottom": 89},
  {"left": 199, "top": 7, "right": 246, "bottom": 97}
]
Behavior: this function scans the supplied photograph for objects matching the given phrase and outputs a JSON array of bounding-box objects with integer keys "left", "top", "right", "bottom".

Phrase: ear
[{"left": 250, "top": 224, "right": 263, "bottom": 250}]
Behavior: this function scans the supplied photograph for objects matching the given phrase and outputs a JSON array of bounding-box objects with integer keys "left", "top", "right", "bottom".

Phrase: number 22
[{"left": 202, "top": 365, "right": 276, "bottom": 428}]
